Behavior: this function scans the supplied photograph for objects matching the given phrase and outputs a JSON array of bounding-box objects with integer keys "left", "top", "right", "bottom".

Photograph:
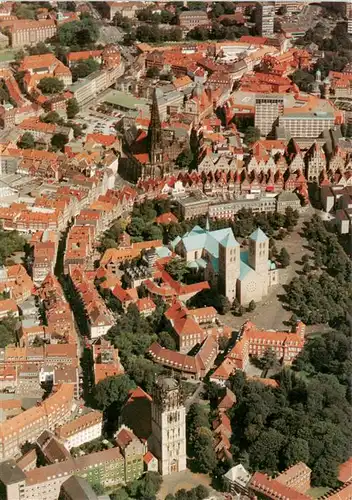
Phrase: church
[
  {"left": 170, "top": 225, "right": 278, "bottom": 305},
  {"left": 123, "top": 88, "right": 187, "bottom": 181}
]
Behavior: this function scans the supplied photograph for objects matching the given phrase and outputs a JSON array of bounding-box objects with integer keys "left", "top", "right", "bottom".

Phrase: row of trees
[
  {"left": 165, "top": 485, "right": 209, "bottom": 500},
  {"left": 187, "top": 403, "right": 217, "bottom": 473},
  {"left": 283, "top": 216, "right": 351, "bottom": 325},
  {"left": 187, "top": 22, "right": 249, "bottom": 42}
]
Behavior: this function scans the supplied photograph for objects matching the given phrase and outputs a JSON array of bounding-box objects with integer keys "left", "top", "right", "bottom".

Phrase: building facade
[
  {"left": 255, "top": 94, "right": 284, "bottom": 137},
  {"left": 255, "top": 2, "right": 275, "bottom": 36}
]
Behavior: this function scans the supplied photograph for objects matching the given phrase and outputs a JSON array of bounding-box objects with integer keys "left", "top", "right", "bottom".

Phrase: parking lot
[{"left": 75, "top": 109, "right": 121, "bottom": 137}]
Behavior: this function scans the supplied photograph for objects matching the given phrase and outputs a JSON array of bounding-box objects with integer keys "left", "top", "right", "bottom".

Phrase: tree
[
  {"left": 26, "top": 42, "right": 52, "bottom": 55},
  {"left": 135, "top": 472, "right": 162, "bottom": 499},
  {"left": 110, "top": 488, "right": 130, "bottom": 500},
  {"left": 38, "top": 77, "right": 64, "bottom": 95},
  {"left": 278, "top": 247, "right": 290, "bottom": 267},
  {"left": 91, "top": 482, "right": 105, "bottom": 495},
  {"left": 146, "top": 66, "right": 160, "bottom": 78},
  {"left": 187, "top": 26, "right": 210, "bottom": 41},
  {"left": 303, "top": 262, "right": 311, "bottom": 274},
  {"left": 40, "top": 111, "right": 61, "bottom": 124},
  {"left": 244, "top": 126, "right": 260, "bottom": 145},
  {"left": 17, "top": 132, "right": 35, "bottom": 149},
  {"left": 0, "top": 228, "right": 26, "bottom": 266},
  {"left": 66, "top": 98, "right": 79, "bottom": 118},
  {"left": 14, "top": 4, "right": 35, "bottom": 19},
  {"left": 175, "top": 148, "right": 194, "bottom": 170},
  {"left": 248, "top": 300, "right": 256, "bottom": 312},
  {"left": 51, "top": 133, "right": 68, "bottom": 151},
  {"left": 71, "top": 58, "right": 100, "bottom": 81},
  {"left": 219, "top": 295, "right": 231, "bottom": 315},
  {"left": 277, "top": 5, "right": 287, "bottom": 15},
  {"left": 193, "top": 427, "right": 217, "bottom": 473},
  {"left": 165, "top": 258, "right": 189, "bottom": 282},
  {"left": 0, "top": 314, "right": 18, "bottom": 348},
  {"left": 238, "top": 305, "right": 245, "bottom": 316},
  {"left": 260, "top": 348, "right": 279, "bottom": 371},
  {"left": 158, "top": 331, "right": 176, "bottom": 350},
  {"left": 125, "top": 356, "right": 160, "bottom": 394},
  {"left": 194, "top": 485, "right": 209, "bottom": 499},
  {"left": 58, "top": 17, "right": 99, "bottom": 47},
  {"left": 302, "top": 254, "right": 310, "bottom": 264},
  {"left": 218, "top": 336, "right": 229, "bottom": 351},
  {"left": 94, "top": 374, "right": 135, "bottom": 411}
]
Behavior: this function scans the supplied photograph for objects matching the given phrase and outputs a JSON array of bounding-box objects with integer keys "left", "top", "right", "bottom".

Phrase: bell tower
[
  {"left": 148, "top": 88, "right": 163, "bottom": 166},
  {"left": 218, "top": 230, "right": 240, "bottom": 302},
  {"left": 248, "top": 227, "right": 269, "bottom": 275},
  {"left": 149, "top": 377, "right": 186, "bottom": 476}
]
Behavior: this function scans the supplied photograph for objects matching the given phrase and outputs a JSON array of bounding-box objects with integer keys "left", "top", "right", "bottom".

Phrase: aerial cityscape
[{"left": 0, "top": 1, "right": 351, "bottom": 499}]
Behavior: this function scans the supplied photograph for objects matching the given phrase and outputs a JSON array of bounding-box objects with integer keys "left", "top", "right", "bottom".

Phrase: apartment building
[
  {"left": 0, "top": 384, "right": 75, "bottom": 460},
  {"left": 255, "top": 94, "right": 284, "bottom": 137},
  {"left": 69, "top": 266, "right": 114, "bottom": 339},
  {"left": 6, "top": 19, "right": 57, "bottom": 48},
  {"left": 347, "top": 0, "right": 352, "bottom": 35},
  {"left": 68, "top": 63, "right": 124, "bottom": 107},
  {"left": 0, "top": 428, "right": 146, "bottom": 500},
  {"left": 92, "top": 337, "right": 124, "bottom": 385},
  {"left": 31, "top": 230, "right": 59, "bottom": 285},
  {"left": 55, "top": 411, "right": 103, "bottom": 451},
  {"left": 255, "top": 2, "right": 275, "bottom": 37},
  {"left": 178, "top": 10, "right": 209, "bottom": 30},
  {"left": 208, "top": 196, "right": 277, "bottom": 219},
  {"left": 279, "top": 112, "right": 336, "bottom": 139}
]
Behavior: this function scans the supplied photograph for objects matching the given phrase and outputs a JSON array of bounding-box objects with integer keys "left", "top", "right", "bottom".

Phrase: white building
[
  {"left": 55, "top": 410, "right": 103, "bottom": 450},
  {"left": 149, "top": 377, "right": 187, "bottom": 476}
]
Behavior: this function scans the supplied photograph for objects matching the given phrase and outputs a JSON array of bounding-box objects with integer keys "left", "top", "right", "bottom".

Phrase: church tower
[
  {"left": 148, "top": 88, "right": 163, "bottom": 166},
  {"left": 248, "top": 227, "right": 269, "bottom": 275},
  {"left": 218, "top": 229, "right": 240, "bottom": 302},
  {"left": 149, "top": 377, "right": 186, "bottom": 476}
]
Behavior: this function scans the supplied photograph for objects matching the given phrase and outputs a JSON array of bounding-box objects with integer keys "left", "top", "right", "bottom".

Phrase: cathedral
[
  {"left": 171, "top": 225, "right": 279, "bottom": 305},
  {"left": 123, "top": 89, "right": 187, "bottom": 182}
]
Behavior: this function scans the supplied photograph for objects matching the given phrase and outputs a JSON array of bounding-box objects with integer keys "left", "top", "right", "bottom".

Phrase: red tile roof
[{"left": 339, "top": 458, "right": 352, "bottom": 484}]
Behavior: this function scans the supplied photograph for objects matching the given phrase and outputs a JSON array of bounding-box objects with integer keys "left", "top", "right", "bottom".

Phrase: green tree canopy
[
  {"left": 71, "top": 57, "right": 100, "bottom": 81},
  {"left": 66, "top": 97, "right": 79, "bottom": 118},
  {"left": 165, "top": 258, "right": 189, "bottom": 282},
  {"left": 17, "top": 132, "right": 35, "bottom": 149},
  {"left": 244, "top": 126, "right": 260, "bottom": 145},
  {"left": 38, "top": 77, "right": 64, "bottom": 95},
  {"left": 94, "top": 374, "right": 135, "bottom": 412}
]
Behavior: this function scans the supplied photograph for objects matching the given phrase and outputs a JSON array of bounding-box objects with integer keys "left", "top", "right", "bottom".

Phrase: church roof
[
  {"left": 220, "top": 231, "right": 239, "bottom": 248},
  {"left": 239, "top": 251, "right": 253, "bottom": 281},
  {"left": 249, "top": 227, "right": 268, "bottom": 243}
]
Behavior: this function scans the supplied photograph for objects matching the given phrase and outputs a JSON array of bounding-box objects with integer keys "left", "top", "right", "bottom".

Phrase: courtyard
[{"left": 158, "top": 470, "right": 223, "bottom": 499}]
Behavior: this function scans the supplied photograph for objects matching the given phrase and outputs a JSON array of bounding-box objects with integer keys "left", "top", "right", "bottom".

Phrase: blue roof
[
  {"left": 156, "top": 246, "right": 171, "bottom": 258},
  {"left": 239, "top": 251, "right": 252, "bottom": 281},
  {"left": 220, "top": 231, "right": 239, "bottom": 248},
  {"left": 170, "top": 235, "right": 181, "bottom": 250},
  {"left": 249, "top": 227, "right": 268, "bottom": 243}
]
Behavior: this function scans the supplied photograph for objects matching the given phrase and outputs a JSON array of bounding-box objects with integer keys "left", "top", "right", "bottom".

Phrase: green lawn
[
  {"left": 307, "top": 487, "right": 331, "bottom": 498},
  {"left": 0, "top": 50, "right": 15, "bottom": 62}
]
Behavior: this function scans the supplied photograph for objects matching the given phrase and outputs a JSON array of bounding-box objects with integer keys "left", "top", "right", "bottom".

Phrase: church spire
[{"left": 148, "top": 88, "right": 162, "bottom": 165}]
